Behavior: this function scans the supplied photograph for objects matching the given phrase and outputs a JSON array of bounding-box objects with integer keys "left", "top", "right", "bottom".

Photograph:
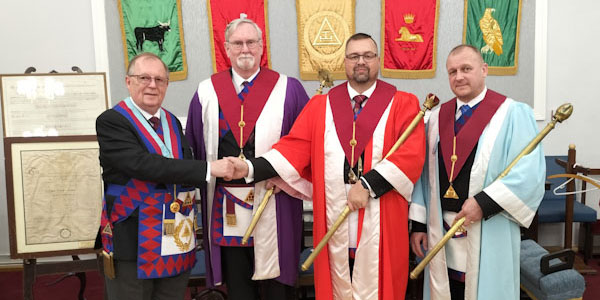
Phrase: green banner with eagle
[
  {"left": 463, "top": 0, "right": 521, "bottom": 75},
  {"left": 118, "top": 0, "right": 187, "bottom": 81}
]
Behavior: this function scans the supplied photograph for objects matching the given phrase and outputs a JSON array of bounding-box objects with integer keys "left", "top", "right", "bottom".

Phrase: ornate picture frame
[
  {"left": 4, "top": 136, "right": 102, "bottom": 258},
  {"left": 0, "top": 73, "right": 108, "bottom": 137}
]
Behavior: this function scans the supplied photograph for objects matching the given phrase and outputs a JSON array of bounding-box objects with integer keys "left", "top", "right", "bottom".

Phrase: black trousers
[
  {"left": 105, "top": 260, "right": 191, "bottom": 300},
  {"left": 221, "top": 246, "right": 295, "bottom": 300},
  {"left": 449, "top": 278, "right": 465, "bottom": 300}
]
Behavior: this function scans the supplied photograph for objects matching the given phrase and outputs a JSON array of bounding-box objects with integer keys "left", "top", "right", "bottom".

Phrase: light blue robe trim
[
  {"left": 477, "top": 101, "right": 545, "bottom": 300},
  {"left": 410, "top": 100, "right": 545, "bottom": 300},
  {"left": 124, "top": 97, "right": 173, "bottom": 158}
]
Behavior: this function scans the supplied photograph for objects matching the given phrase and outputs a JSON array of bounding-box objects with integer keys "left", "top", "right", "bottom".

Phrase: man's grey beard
[{"left": 236, "top": 56, "right": 256, "bottom": 70}]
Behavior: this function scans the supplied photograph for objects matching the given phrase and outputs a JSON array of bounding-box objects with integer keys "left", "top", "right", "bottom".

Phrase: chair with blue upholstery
[
  {"left": 296, "top": 209, "right": 315, "bottom": 300},
  {"left": 520, "top": 239, "right": 585, "bottom": 300},
  {"left": 535, "top": 148, "right": 597, "bottom": 263},
  {"left": 188, "top": 212, "right": 227, "bottom": 300},
  {"left": 297, "top": 247, "right": 315, "bottom": 299}
]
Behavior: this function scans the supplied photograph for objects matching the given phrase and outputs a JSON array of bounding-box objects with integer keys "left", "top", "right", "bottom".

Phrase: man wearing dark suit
[{"left": 96, "top": 52, "right": 233, "bottom": 300}]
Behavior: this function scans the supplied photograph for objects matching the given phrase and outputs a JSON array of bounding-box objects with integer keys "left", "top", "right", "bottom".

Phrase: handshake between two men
[
  {"left": 208, "top": 156, "right": 250, "bottom": 181},
  {"left": 208, "top": 156, "right": 370, "bottom": 212}
]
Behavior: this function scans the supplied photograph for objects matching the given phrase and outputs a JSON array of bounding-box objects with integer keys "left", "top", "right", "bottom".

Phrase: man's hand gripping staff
[
  {"left": 409, "top": 103, "right": 573, "bottom": 280},
  {"left": 301, "top": 93, "right": 440, "bottom": 271},
  {"left": 240, "top": 70, "right": 335, "bottom": 245}
]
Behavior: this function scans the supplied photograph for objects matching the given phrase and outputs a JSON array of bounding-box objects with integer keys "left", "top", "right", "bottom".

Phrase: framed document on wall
[
  {"left": 0, "top": 73, "right": 108, "bottom": 138},
  {"left": 4, "top": 136, "right": 102, "bottom": 258}
]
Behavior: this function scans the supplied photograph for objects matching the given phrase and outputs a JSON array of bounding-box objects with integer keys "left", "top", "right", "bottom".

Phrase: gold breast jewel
[
  {"left": 443, "top": 136, "right": 459, "bottom": 199},
  {"left": 238, "top": 103, "right": 246, "bottom": 160},
  {"left": 348, "top": 120, "right": 362, "bottom": 183},
  {"left": 170, "top": 185, "right": 181, "bottom": 213}
]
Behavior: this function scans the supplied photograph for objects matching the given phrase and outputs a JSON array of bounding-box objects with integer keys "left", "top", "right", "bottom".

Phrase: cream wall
[
  {"left": 537, "top": 0, "right": 600, "bottom": 247},
  {"left": 0, "top": 0, "right": 98, "bottom": 257}
]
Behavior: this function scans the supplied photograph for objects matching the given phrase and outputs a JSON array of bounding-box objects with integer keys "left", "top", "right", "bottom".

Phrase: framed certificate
[
  {"left": 0, "top": 73, "right": 108, "bottom": 137},
  {"left": 4, "top": 136, "right": 102, "bottom": 258}
]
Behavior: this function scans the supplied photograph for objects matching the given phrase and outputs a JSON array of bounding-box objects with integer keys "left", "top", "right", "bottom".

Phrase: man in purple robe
[{"left": 185, "top": 16, "right": 309, "bottom": 300}]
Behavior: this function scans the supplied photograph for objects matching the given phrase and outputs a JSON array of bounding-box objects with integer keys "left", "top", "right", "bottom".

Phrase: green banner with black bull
[
  {"left": 463, "top": 0, "right": 521, "bottom": 75},
  {"left": 118, "top": 0, "right": 187, "bottom": 81}
]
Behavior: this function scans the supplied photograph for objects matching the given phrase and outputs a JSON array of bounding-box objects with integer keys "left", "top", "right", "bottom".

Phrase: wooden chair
[
  {"left": 566, "top": 157, "right": 600, "bottom": 262},
  {"left": 534, "top": 145, "right": 598, "bottom": 263}
]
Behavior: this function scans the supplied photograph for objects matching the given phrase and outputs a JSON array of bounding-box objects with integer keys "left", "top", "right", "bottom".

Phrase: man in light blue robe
[{"left": 409, "top": 45, "right": 545, "bottom": 300}]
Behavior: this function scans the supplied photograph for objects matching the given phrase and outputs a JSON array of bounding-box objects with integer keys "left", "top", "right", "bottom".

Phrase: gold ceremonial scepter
[
  {"left": 409, "top": 103, "right": 573, "bottom": 280},
  {"left": 316, "top": 69, "right": 334, "bottom": 94},
  {"left": 301, "top": 93, "right": 440, "bottom": 271},
  {"left": 241, "top": 70, "right": 334, "bottom": 245}
]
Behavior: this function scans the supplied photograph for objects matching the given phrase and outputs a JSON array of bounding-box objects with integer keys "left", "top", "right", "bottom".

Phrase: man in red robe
[{"left": 231, "top": 33, "right": 426, "bottom": 299}]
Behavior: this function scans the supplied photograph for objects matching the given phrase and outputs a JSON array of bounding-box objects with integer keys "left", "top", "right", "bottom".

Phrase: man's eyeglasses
[
  {"left": 227, "top": 39, "right": 261, "bottom": 50},
  {"left": 129, "top": 74, "right": 169, "bottom": 87},
  {"left": 345, "top": 52, "right": 378, "bottom": 62}
]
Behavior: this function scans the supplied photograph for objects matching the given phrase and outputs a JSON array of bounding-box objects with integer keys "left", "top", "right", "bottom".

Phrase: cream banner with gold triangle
[{"left": 296, "top": 0, "right": 355, "bottom": 80}]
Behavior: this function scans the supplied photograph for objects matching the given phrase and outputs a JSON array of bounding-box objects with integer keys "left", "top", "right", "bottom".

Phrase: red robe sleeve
[{"left": 378, "top": 91, "right": 426, "bottom": 299}]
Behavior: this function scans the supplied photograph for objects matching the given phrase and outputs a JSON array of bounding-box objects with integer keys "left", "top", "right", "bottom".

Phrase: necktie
[
  {"left": 353, "top": 95, "right": 367, "bottom": 115},
  {"left": 454, "top": 104, "right": 472, "bottom": 134},
  {"left": 149, "top": 116, "right": 160, "bottom": 131},
  {"left": 149, "top": 116, "right": 164, "bottom": 141},
  {"left": 238, "top": 81, "right": 251, "bottom": 102}
]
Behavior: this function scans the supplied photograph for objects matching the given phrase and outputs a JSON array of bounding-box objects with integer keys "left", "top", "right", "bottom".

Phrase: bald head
[
  {"left": 446, "top": 44, "right": 488, "bottom": 102},
  {"left": 448, "top": 44, "right": 484, "bottom": 64}
]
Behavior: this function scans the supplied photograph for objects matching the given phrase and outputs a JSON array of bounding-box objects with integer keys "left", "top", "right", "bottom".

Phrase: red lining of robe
[{"left": 211, "top": 68, "right": 279, "bottom": 147}]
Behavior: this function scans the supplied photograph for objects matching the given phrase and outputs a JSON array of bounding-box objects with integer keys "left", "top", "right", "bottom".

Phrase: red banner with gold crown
[
  {"left": 207, "top": 0, "right": 271, "bottom": 73},
  {"left": 381, "top": 0, "right": 439, "bottom": 79}
]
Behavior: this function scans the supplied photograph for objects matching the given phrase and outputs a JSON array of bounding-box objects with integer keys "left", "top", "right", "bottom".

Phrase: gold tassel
[
  {"left": 163, "top": 219, "right": 175, "bottom": 235},
  {"left": 102, "top": 250, "right": 116, "bottom": 279},
  {"left": 226, "top": 214, "right": 237, "bottom": 226}
]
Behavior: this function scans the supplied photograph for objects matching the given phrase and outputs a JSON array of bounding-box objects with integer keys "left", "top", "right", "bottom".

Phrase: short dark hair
[
  {"left": 127, "top": 52, "right": 169, "bottom": 78},
  {"left": 448, "top": 44, "right": 484, "bottom": 64},
  {"left": 345, "top": 33, "right": 378, "bottom": 52}
]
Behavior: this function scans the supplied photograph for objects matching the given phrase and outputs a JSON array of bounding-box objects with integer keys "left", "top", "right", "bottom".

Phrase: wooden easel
[
  {"left": 22, "top": 254, "right": 104, "bottom": 300},
  {"left": 3, "top": 67, "right": 106, "bottom": 299}
]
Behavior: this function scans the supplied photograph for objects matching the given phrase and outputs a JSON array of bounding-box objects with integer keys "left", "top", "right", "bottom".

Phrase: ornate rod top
[
  {"left": 423, "top": 93, "right": 440, "bottom": 110},
  {"left": 553, "top": 103, "right": 573, "bottom": 123}
]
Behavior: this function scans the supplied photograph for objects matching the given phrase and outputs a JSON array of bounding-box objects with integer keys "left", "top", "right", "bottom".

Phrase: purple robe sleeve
[
  {"left": 281, "top": 77, "right": 310, "bottom": 136},
  {"left": 273, "top": 77, "right": 310, "bottom": 285},
  {"left": 185, "top": 92, "right": 219, "bottom": 286},
  {"left": 185, "top": 92, "right": 206, "bottom": 162}
]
